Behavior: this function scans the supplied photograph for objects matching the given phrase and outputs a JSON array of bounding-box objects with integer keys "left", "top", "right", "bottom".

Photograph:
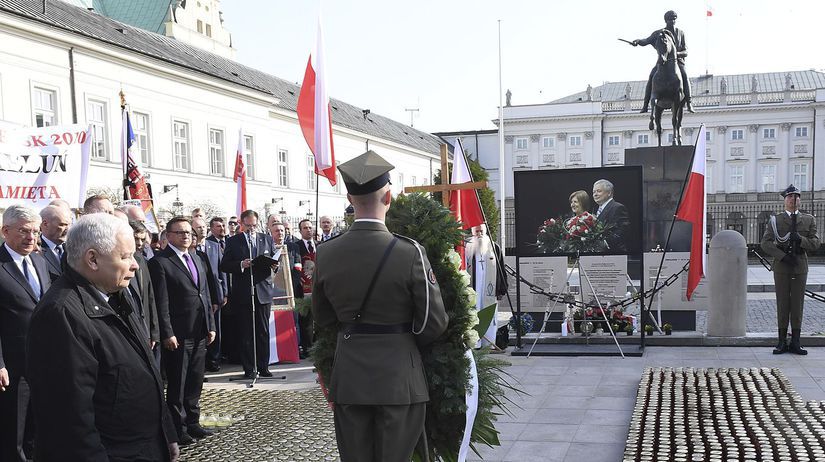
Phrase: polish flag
[
  {"left": 450, "top": 138, "right": 485, "bottom": 231},
  {"left": 706, "top": 5, "right": 713, "bottom": 16},
  {"left": 297, "top": 15, "right": 336, "bottom": 186},
  {"left": 233, "top": 128, "right": 246, "bottom": 217},
  {"left": 675, "top": 125, "right": 707, "bottom": 300}
]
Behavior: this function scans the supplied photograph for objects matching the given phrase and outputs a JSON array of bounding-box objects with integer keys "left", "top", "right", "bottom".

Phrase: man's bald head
[
  {"left": 83, "top": 195, "right": 115, "bottom": 215},
  {"left": 120, "top": 205, "right": 147, "bottom": 223}
]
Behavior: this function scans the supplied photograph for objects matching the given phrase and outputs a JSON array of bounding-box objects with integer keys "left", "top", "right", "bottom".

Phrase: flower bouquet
[{"left": 535, "top": 212, "right": 613, "bottom": 254}]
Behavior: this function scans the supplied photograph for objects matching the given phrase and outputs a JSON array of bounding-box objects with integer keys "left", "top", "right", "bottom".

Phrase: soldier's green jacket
[
  {"left": 311, "top": 220, "right": 448, "bottom": 405},
  {"left": 760, "top": 211, "right": 821, "bottom": 274}
]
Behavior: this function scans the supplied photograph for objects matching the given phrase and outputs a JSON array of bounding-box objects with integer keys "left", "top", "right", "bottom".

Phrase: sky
[{"left": 220, "top": 0, "right": 825, "bottom": 134}]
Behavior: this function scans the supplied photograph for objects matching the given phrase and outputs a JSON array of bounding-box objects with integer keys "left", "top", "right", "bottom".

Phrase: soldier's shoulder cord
[{"left": 392, "top": 233, "right": 431, "bottom": 335}]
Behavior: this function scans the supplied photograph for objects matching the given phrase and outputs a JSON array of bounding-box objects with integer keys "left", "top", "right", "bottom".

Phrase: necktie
[
  {"left": 248, "top": 232, "right": 256, "bottom": 254},
  {"left": 307, "top": 241, "right": 315, "bottom": 255},
  {"left": 219, "top": 239, "right": 225, "bottom": 252},
  {"left": 22, "top": 257, "right": 41, "bottom": 299},
  {"left": 55, "top": 243, "right": 63, "bottom": 260},
  {"left": 197, "top": 244, "right": 204, "bottom": 253},
  {"left": 183, "top": 253, "right": 199, "bottom": 286}
]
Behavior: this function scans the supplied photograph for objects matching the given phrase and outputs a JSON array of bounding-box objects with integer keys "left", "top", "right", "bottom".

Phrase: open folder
[{"left": 251, "top": 248, "right": 282, "bottom": 284}]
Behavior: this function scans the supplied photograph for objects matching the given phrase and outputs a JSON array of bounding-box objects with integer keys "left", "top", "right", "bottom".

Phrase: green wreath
[{"left": 311, "top": 193, "right": 521, "bottom": 461}]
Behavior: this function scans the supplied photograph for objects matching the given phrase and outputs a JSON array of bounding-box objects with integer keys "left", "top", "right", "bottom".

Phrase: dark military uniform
[
  {"left": 311, "top": 150, "right": 448, "bottom": 462},
  {"left": 761, "top": 185, "right": 821, "bottom": 354}
]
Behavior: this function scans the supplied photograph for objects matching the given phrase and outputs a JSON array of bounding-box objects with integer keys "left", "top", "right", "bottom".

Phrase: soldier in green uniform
[
  {"left": 761, "top": 184, "right": 821, "bottom": 355},
  {"left": 311, "top": 150, "right": 448, "bottom": 462}
]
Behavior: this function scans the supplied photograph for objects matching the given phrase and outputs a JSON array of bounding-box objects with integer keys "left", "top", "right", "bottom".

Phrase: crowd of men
[{"left": 0, "top": 195, "right": 338, "bottom": 461}]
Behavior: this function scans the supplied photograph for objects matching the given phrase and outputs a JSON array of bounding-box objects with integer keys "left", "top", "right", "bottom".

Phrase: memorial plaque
[
  {"left": 579, "top": 255, "right": 628, "bottom": 303},
  {"left": 643, "top": 252, "right": 709, "bottom": 310},
  {"left": 505, "top": 255, "right": 569, "bottom": 311}
]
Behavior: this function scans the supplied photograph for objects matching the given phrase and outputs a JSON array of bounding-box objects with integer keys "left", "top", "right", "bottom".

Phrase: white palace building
[
  {"left": 0, "top": 0, "right": 442, "bottom": 222},
  {"left": 438, "top": 71, "right": 825, "bottom": 248}
]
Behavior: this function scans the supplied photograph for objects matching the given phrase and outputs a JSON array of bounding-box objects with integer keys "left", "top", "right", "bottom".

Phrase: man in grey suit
[
  {"left": 761, "top": 184, "right": 821, "bottom": 355},
  {"left": 193, "top": 217, "right": 227, "bottom": 371},
  {"left": 38, "top": 204, "right": 71, "bottom": 280},
  {"left": 0, "top": 205, "right": 52, "bottom": 462},
  {"left": 312, "top": 150, "right": 448, "bottom": 462}
]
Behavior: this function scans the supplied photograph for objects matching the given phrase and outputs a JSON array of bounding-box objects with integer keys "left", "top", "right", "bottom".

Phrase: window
[
  {"left": 792, "top": 163, "right": 809, "bottom": 189},
  {"left": 542, "top": 136, "right": 555, "bottom": 149},
  {"left": 763, "top": 128, "right": 776, "bottom": 139},
  {"left": 667, "top": 133, "right": 674, "bottom": 144},
  {"left": 306, "top": 152, "right": 317, "bottom": 189},
  {"left": 608, "top": 135, "right": 620, "bottom": 146},
  {"left": 411, "top": 175, "right": 417, "bottom": 186},
  {"left": 208, "top": 128, "right": 224, "bottom": 175},
  {"left": 706, "top": 165, "right": 714, "bottom": 193},
  {"left": 132, "top": 112, "right": 151, "bottom": 166},
  {"left": 515, "top": 137, "right": 528, "bottom": 150},
  {"left": 637, "top": 134, "right": 649, "bottom": 145},
  {"left": 796, "top": 126, "right": 809, "bottom": 137},
  {"left": 206, "top": 24, "right": 212, "bottom": 37},
  {"left": 87, "top": 100, "right": 107, "bottom": 160},
  {"left": 728, "top": 165, "right": 744, "bottom": 193},
  {"left": 398, "top": 173, "right": 404, "bottom": 192},
  {"left": 760, "top": 165, "right": 776, "bottom": 192},
  {"left": 705, "top": 130, "right": 712, "bottom": 142},
  {"left": 197, "top": 20, "right": 203, "bottom": 33},
  {"left": 244, "top": 135, "right": 255, "bottom": 179},
  {"left": 32, "top": 87, "right": 57, "bottom": 127},
  {"left": 172, "top": 120, "right": 190, "bottom": 171},
  {"left": 277, "top": 148, "right": 289, "bottom": 187},
  {"left": 731, "top": 129, "right": 744, "bottom": 141},
  {"left": 569, "top": 136, "right": 582, "bottom": 147}
]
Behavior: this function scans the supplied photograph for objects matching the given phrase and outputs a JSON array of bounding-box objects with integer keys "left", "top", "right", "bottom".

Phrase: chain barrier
[
  {"left": 503, "top": 261, "right": 689, "bottom": 310},
  {"left": 751, "top": 249, "right": 824, "bottom": 302}
]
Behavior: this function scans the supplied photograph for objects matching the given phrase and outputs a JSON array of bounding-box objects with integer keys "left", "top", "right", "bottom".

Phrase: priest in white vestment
[{"left": 465, "top": 224, "right": 508, "bottom": 347}]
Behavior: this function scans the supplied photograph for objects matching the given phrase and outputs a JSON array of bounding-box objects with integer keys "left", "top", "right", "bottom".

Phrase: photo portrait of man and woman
[{"left": 514, "top": 167, "right": 642, "bottom": 257}]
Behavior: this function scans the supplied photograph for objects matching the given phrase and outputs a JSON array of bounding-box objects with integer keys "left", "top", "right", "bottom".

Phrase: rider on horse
[{"left": 632, "top": 10, "right": 696, "bottom": 114}]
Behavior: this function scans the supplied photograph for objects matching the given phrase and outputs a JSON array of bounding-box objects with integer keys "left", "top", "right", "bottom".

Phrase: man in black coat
[
  {"left": 219, "top": 210, "right": 279, "bottom": 378},
  {"left": 592, "top": 179, "right": 631, "bottom": 253},
  {"left": 26, "top": 213, "right": 178, "bottom": 462},
  {"left": 194, "top": 217, "right": 227, "bottom": 372},
  {"left": 149, "top": 217, "right": 217, "bottom": 445},
  {"left": 38, "top": 204, "right": 71, "bottom": 281},
  {"left": 205, "top": 217, "right": 232, "bottom": 370},
  {"left": 296, "top": 218, "right": 317, "bottom": 356},
  {"left": 0, "top": 206, "right": 51, "bottom": 462},
  {"left": 129, "top": 220, "right": 161, "bottom": 364}
]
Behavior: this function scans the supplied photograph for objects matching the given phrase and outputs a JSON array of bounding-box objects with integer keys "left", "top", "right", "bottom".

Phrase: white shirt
[
  {"left": 169, "top": 245, "right": 195, "bottom": 270},
  {"left": 785, "top": 210, "right": 799, "bottom": 217},
  {"left": 303, "top": 239, "right": 315, "bottom": 253},
  {"left": 354, "top": 218, "right": 384, "bottom": 224}
]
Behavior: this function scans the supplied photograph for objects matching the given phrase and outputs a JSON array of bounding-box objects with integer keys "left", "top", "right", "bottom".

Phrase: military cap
[
  {"left": 338, "top": 150, "right": 394, "bottom": 195},
  {"left": 781, "top": 184, "right": 801, "bottom": 197}
]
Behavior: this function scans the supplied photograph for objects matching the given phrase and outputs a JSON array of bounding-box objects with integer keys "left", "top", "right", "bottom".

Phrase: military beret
[
  {"left": 338, "top": 150, "right": 394, "bottom": 196},
  {"left": 781, "top": 184, "right": 801, "bottom": 197}
]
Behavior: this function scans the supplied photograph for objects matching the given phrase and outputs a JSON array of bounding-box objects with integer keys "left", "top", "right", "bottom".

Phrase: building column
[
  {"left": 780, "top": 122, "right": 792, "bottom": 188},
  {"left": 814, "top": 110, "right": 825, "bottom": 192},
  {"left": 718, "top": 126, "right": 729, "bottom": 191},
  {"left": 748, "top": 124, "right": 759, "bottom": 192}
]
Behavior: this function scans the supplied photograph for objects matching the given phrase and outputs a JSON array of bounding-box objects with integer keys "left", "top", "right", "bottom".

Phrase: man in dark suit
[
  {"left": 149, "top": 217, "right": 217, "bottom": 445},
  {"left": 0, "top": 205, "right": 52, "bottom": 462},
  {"left": 206, "top": 217, "right": 234, "bottom": 367},
  {"left": 296, "top": 219, "right": 317, "bottom": 356},
  {"left": 26, "top": 213, "right": 179, "bottom": 462},
  {"left": 312, "top": 150, "right": 448, "bottom": 461},
  {"left": 592, "top": 179, "right": 631, "bottom": 252},
  {"left": 319, "top": 215, "right": 338, "bottom": 242},
  {"left": 761, "top": 184, "right": 821, "bottom": 355},
  {"left": 268, "top": 216, "right": 303, "bottom": 301},
  {"left": 128, "top": 220, "right": 160, "bottom": 363},
  {"left": 219, "top": 210, "right": 279, "bottom": 378},
  {"left": 38, "top": 204, "right": 71, "bottom": 280},
  {"left": 193, "top": 217, "right": 227, "bottom": 372}
]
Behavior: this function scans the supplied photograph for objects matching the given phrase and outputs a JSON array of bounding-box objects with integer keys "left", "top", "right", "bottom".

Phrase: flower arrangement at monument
[
  {"left": 569, "top": 303, "right": 635, "bottom": 333},
  {"left": 535, "top": 212, "right": 613, "bottom": 254},
  {"left": 311, "top": 193, "right": 519, "bottom": 461}
]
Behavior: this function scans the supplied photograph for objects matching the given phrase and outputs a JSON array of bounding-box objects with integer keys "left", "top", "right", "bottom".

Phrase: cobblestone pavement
[
  {"left": 180, "top": 388, "right": 337, "bottom": 462},
  {"left": 695, "top": 298, "right": 825, "bottom": 334}
]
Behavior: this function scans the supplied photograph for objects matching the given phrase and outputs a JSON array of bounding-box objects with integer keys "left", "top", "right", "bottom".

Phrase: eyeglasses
[
  {"left": 169, "top": 230, "right": 192, "bottom": 236},
  {"left": 11, "top": 228, "right": 40, "bottom": 237},
  {"left": 228, "top": 222, "right": 238, "bottom": 226}
]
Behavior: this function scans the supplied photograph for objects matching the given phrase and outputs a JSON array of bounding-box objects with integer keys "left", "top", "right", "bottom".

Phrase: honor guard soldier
[
  {"left": 311, "top": 150, "right": 448, "bottom": 462},
  {"left": 761, "top": 184, "right": 821, "bottom": 355}
]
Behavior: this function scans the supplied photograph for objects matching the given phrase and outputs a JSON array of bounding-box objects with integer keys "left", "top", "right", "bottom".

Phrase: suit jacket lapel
[
  {"left": 0, "top": 246, "right": 38, "bottom": 301},
  {"left": 166, "top": 248, "right": 197, "bottom": 287},
  {"left": 40, "top": 238, "right": 60, "bottom": 272}
]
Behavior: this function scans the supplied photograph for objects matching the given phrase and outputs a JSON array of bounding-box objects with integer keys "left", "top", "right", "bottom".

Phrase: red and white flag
[
  {"left": 121, "top": 107, "right": 160, "bottom": 233},
  {"left": 675, "top": 125, "right": 707, "bottom": 300},
  {"left": 706, "top": 6, "right": 713, "bottom": 17},
  {"left": 233, "top": 128, "right": 247, "bottom": 216},
  {"left": 450, "top": 139, "right": 485, "bottom": 230},
  {"left": 297, "top": 15, "right": 336, "bottom": 186}
]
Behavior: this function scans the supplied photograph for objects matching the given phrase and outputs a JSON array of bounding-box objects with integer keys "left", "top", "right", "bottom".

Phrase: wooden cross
[{"left": 403, "top": 144, "right": 487, "bottom": 206}]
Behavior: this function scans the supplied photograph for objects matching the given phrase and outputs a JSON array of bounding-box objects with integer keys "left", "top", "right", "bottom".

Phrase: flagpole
[
  {"left": 497, "top": 19, "right": 506, "bottom": 256},
  {"left": 119, "top": 90, "right": 130, "bottom": 201},
  {"left": 649, "top": 126, "right": 705, "bottom": 329},
  {"left": 314, "top": 179, "right": 320, "bottom": 240}
]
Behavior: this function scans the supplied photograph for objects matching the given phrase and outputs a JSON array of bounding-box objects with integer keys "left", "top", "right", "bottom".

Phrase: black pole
[{"left": 648, "top": 125, "right": 705, "bottom": 330}]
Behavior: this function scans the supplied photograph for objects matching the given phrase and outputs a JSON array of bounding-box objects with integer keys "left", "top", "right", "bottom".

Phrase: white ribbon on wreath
[{"left": 458, "top": 348, "right": 479, "bottom": 462}]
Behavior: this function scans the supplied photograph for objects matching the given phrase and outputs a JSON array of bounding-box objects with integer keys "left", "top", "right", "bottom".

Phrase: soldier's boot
[
  {"left": 789, "top": 331, "right": 808, "bottom": 356},
  {"left": 686, "top": 99, "right": 696, "bottom": 113},
  {"left": 773, "top": 329, "right": 789, "bottom": 355}
]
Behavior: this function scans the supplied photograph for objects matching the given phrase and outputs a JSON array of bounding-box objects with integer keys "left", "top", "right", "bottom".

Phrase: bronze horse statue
[{"left": 649, "top": 29, "right": 685, "bottom": 146}]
